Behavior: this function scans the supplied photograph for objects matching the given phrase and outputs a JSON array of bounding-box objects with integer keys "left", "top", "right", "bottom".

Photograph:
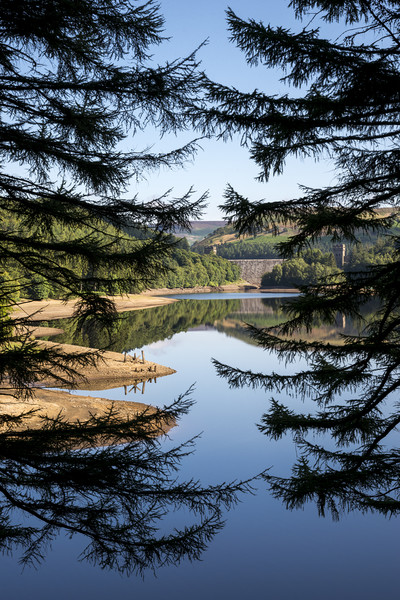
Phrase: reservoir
[{"left": 0, "top": 293, "right": 398, "bottom": 599}]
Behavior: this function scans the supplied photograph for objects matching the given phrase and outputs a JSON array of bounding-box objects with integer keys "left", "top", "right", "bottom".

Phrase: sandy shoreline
[
  {"left": 0, "top": 387, "right": 171, "bottom": 432},
  {"left": 37, "top": 340, "right": 176, "bottom": 390},
  {"left": 7, "top": 294, "right": 179, "bottom": 429},
  {"left": 0, "top": 340, "right": 176, "bottom": 431},
  {"left": 13, "top": 285, "right": 298, "bottom": 322},
  {"left": 13, "top": 293, "right": 178, "bottom": 322},
  {"left": 7, "top": 286, "right": 297, "bottom": 430}
]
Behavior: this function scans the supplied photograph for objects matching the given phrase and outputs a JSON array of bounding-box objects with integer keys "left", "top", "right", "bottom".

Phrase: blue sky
[
  {"left": 131, "top": 0, "right": 337, "bottom": 220},
  {"left": 8, "top": 1, "right": 338, "bottom": 221}
]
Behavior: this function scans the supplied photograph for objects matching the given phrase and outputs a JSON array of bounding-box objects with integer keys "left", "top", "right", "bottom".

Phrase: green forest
[
  {"left": 192, "top": 219, "right": 400, "bottom": 267},
  {"left": 1, "top": 212, "right": 240, "bottom": 300},
  {"left": 261, "top": 249, "right": 339, "bottom": 287},
  {"left": 152, "top": 246, "right": 240, "bottom": 290},
  {"left": 261, "top": 237, "right": 398, "bottom": 287}
]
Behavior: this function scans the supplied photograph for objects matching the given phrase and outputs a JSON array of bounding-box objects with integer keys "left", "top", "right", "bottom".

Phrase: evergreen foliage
[
  {"left": 0, "top": 210, "right": 240, "bottom": 298},
  {"left": 154, "top": 249, "right": 240, "bottom": 288},
  {"left": 196, "top": 1, "right": 400, "bottom": 517},
  {"left": 0, "top": 391, "right": 256, "bottom": 573},
  {"left": 345, "top": 236, "right": 397, "bottom": 271},
  {"left": 0, "top": 0, "right": 251, "bottom": 570},
  {"left": 0, "top": 0, "right": 209, "bottom": 393}
]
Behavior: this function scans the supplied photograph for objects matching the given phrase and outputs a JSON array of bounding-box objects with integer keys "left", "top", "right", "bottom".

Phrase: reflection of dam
[
  {"left": 230, "top": 300, "right": 348, "bottom": 331},
  {"left": 335, "top": 313, "right": 346, "bottom": 329},
  {"left": 234, "top": 298, "right": 276, "bottom": 315}
]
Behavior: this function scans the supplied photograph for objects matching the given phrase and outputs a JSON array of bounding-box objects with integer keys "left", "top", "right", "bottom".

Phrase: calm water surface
[{"left": 1, "top": 293, "right": 398, "bottom": 599}]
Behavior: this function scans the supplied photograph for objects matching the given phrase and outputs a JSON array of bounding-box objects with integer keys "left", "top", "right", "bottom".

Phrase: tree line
[
  {"left": 201, "top": 1, "right": 400, "bottom": 518},
  {"left": 0, "top": 210, "right": 240, "bottom": 300},
  {"left": 261, "top": 248, "right": 340, "bottom": 287},
  {"left": 261, "top": 237, "right": 398, "bottom": 287}
]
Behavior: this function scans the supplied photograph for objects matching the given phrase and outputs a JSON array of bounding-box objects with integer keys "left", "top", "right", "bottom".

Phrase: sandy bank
[
  {"left": 0, "top": 342, "right": 176, "bottom": 433},
  {"left": 0, "top": 387, "right": 173, "bottom": 435},
  {"left": 37, "top": 340, "right": 176, "bottom": 390},
  {"left": 13, "top": 293, "right": 178, "bottom": 322},
  {"left": 9, "top": 295, "right": 179, "bottom": 431}
]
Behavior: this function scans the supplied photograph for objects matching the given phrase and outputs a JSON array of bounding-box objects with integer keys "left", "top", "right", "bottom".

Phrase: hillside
[
  {"left": 173, "top": 221, "right": 227, "bottom": 245},
  {"left": 191, "top": 209, "right": 400, "bottom": 260},
  {"left": 191, "top": 222, "right": 299, "bottom": 258}
]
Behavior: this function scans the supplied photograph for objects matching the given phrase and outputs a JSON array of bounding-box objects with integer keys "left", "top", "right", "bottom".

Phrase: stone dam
[{"left": 229, "top": 259, "right": 284, "bottom": 286}]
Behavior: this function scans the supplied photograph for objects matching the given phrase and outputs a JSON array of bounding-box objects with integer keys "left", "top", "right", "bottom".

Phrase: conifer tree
[
  {"left": 0, "top": 0, "right": 206, "bottom": 393},
  {"left": 0, "top": 391, "right": 254, "bottom": 573},
  {"left": 195, "top": 1, "right": 400, "bottom": 517},
  {"left": 0, "top": 0, "right": 256, "bottom": 571}
]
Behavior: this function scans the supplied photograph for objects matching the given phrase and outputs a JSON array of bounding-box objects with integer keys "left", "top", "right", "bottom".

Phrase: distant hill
[
  {"left": 190, "top": 208, "right": 400, "bottom": 259},
  {"left": 191, "top": 221, "right": 299, "bottom": 258},
  {"left": 174, "top": 221, "right": 227, "bottom": 245}
]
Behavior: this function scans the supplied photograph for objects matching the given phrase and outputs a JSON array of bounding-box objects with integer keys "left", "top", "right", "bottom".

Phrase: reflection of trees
[
  {"left": 215, "top": 298, "right": 379, "bottom": 347},
  {"left": 0, "top": 392, "right": 253, "bottom": 572},
  {"left": 220, "top": 298, "right": 287, "bottom": 346},
  {"left": 252, "top": 342, "right": 400, "bottom": 519},
  {"left": 43, "top": 295, "right": 378, "bottom": 352},
  {"left": 214, "top": 299, "right": 400, "bottom": 519},
  {"left": 44, "top": 299, "right": 241, "bottom": 351}
]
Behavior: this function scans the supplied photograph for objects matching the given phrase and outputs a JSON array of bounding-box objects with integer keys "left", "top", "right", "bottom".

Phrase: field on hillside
[{"left": 173, "top": 221, "right": 227, "bottom": 245}]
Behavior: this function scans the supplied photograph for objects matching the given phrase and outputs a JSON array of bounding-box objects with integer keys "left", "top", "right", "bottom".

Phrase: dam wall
[{"left": 229, "top": 259, "right": 284, "bottom": 286}]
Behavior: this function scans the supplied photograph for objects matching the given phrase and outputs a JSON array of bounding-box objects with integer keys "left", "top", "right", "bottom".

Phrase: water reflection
[
  {"left": 44, "top": 298, "right": 242, "bottom": 351},
  {"left": 40, "top": 293, "right": 396, "bottom": 523},
  {"left": 44, "top": 295, "right": 374, "bottom": 352},
  {"left": 4, "top": 293, "right": 398, "bottom": 597},
  {"left": 0, "top": 391, "right": 254, "bottom": 573},
  {"left": 209, "top": 295, "right": 400, "bottom": 519}
]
